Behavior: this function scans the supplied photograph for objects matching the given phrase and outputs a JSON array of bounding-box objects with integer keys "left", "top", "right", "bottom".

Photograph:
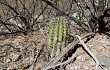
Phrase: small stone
[
  {"left": 77, "top": 55, "right": 82, "bottom": 60},
  {"left": 66, "top": 65, "right": 70, "bottom": 70},
  {"left": 10, "top": 53, "right": 20, "bottom": 62},
  {"left": 6, "top": 58, "right": 11, "bottom": 63}
]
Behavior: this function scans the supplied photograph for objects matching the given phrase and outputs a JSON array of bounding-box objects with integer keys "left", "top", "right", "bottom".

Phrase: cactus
[
  {"left": 48, "top": 23, "right": 53, "bottom": 49},
  {"left": 47, "top": 18, "right": 68, "bottom": 57},
  {"left": 61, "top": 19, "right": 68, "bottom": 50}
]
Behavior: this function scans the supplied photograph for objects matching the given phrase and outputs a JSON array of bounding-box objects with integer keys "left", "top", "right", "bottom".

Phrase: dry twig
[
  {"left": 42, "top": 32, "right": 95, "bottom": 70},
  {"left": 45, "top": 54, "right": 78, "bottom": 70},
  {"left": 75, "top": 35, "right": 100, "bottom": 70}
]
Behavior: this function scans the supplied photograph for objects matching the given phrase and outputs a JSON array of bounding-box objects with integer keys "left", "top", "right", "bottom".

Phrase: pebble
[
  {"left": 6, "top": 58, "right": 11, "bottom": 63},
  {"left": 10, "top": 53, "right": 20, "bottom": 62}
]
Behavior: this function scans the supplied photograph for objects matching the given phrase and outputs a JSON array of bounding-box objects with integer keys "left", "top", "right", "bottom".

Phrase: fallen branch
[
  {"left": 75, "top": 35, "right": 100, "bottom": 70},
  {"left": 45, "top": 54, "right": 78, "bottom": 70},
  {"left": 42, "top": 32, "right": 95, "bottom": 70}
]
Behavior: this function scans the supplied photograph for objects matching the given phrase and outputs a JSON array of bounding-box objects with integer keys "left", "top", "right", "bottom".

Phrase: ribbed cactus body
[{"left": 47, "top": 18, "right": 68, "bottom": 57}]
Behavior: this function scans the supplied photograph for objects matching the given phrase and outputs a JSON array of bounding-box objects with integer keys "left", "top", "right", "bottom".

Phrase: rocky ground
[
  {"left": 65, "top": 33, "right": 110, "bottom": 70},
  {"left": 0, "top": 31, "right": 47, "bottom": 70},
  {"left": 0, "top": 30, "right": 110, "bottom": 70}
]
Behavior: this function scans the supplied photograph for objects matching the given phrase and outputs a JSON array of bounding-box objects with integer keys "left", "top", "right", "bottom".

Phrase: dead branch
[
  {"left": 45, "top": 54, "right": 78, "bottom": 70},
  {"left": 75, "top": 35, "right": 100, "bottom": 70},
  {"left": 42, "top": 32, "right": 95, "bottom": 70}
]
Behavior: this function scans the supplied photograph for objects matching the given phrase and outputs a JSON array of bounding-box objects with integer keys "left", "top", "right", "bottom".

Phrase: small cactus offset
[{"left": 47, "top": 18, "right": 68, "bottom": 57}]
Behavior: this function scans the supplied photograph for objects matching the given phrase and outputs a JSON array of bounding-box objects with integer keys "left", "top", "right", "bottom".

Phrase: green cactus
[
  {"left": 47, "top": 18, "right": 68, "bottom": 57},
  {"left": 48, "top": 23, "right": 53, "bottom": 49},
  {"left": 52, "top": 21, "right": 59, "bottom": 51},
  {"left": 61, "top": 19, "right": 68, "bottom": 50},
  {"left": 58, "top": 19, "right": 63, "bottom": 42}
]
